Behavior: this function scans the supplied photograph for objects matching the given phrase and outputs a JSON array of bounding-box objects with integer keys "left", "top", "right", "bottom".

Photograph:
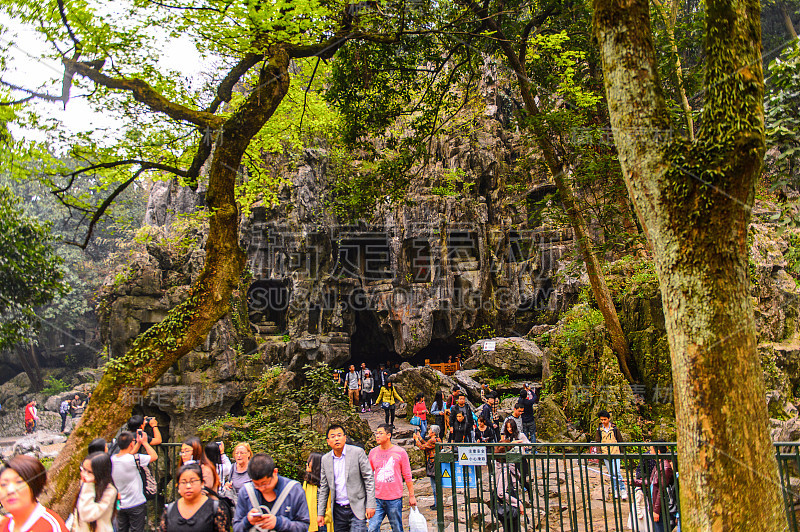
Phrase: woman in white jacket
[{"left": 72, "top": 452, "right": 117, "bottom": 532}]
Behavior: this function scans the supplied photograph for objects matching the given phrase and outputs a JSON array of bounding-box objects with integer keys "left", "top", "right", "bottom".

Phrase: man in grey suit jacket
[{"left": 318, "top": 424, "right": 376, "bottom": 532}]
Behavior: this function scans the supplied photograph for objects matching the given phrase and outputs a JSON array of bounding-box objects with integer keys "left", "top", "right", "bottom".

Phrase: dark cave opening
[
  {"left": 247, "top": 279, "right": 290, "bottom": 332},
  {"left": 347, "top": 291, "right": 397, "bottom": 369}
]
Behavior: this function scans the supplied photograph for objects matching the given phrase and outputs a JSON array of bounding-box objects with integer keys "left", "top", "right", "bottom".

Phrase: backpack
[
  {"left": 204, "top": 486, "right": 233, "bottom": 524},
  {"left": 59, "top": 401, "right": 70, "bottom": 415},
  {"left": 134, "top": 455, "right": 157, "bottom": 500},
  {"left": 666, "top": 477, "right": 679, "bottom": 516}
]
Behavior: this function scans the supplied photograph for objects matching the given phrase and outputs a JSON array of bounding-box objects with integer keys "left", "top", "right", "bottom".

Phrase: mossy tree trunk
[
  {"left": 42, "top": 51, "right": 291, "bottom": 516},
  {"left": 593, "top": 0, "right": 788, "bottom": 527},
  {"left": 457, "top": 0, "right": 637, "bottom": 383}
]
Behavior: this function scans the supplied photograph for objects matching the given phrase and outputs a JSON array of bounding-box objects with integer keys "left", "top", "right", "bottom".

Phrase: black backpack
[
  {"left": 666, "top": 480, "right": 679, "bottom": 516},
  {"left": 204, "top": 487, "right": 233, "bottom": 525}
]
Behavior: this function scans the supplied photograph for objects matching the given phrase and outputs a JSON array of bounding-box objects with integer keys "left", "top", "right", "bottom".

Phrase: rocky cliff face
[{"left": 105, "top": 61, "right": 800, "bottom": 440}]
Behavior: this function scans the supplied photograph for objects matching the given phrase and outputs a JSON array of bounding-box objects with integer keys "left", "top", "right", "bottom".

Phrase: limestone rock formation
[
  {"left": 388, "top": 366, "right": 457, "bottom": 407},
  {"left": 463, "top": 337, "right": 544, "bottom": 376},
  {"left": 451, "top": 369, "right": 483, "bottom": 402},
  {"left": 535, "top": 397, "right": 571, "bottom": 443}
]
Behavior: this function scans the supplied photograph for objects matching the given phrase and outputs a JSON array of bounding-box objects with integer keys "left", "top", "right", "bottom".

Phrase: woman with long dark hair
[
  {"left": 303, "top": 452, "right": 332, "bottom": 532},
  {"left": 72, "top": 452, "right": 117, "bottom": 532},
  {"left": 204, "top": 442, "right": 228, "bottom": 490},
  {"left": 0, "top": 455, "right": 68, "bottom": 532},
  {"left": 156, "top": 464, "right": 228, "bottom": 532},
  {"left": 430, "top": 391, "right": 446, "bottom": 437},
  {"left": 179, "top": 437, "right": 219, "bottom": 491},
  {"left": 476, "top": 416, "right": 496, "bottom": 443}
]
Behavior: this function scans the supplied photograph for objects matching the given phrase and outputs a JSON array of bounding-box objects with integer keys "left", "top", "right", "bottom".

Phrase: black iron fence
[
  {"left": 137, "top": 440, "right": 800, "bottom": 530},
  {"left": 144, "top": 442, "right": 183, "bottom": 528},
  {"left": 434, "top": 442, "right": 800, "bottom": 532}
]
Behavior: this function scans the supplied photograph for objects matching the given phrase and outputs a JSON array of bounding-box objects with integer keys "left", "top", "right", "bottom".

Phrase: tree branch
[
  {"left": 205, "top": 53, "right": 265, "bottom": 113},
  {"left": 57, "top": 0, "right": 80, "bottom": 49},
  {"left": 64, "top": 58, "right": 225, "bottom": 129},
  {"left": 298, "top": 57, "right": 322, "bottom": 134},
  {"left": 65, "top": 168, "right": 145, "bottom": 249}
]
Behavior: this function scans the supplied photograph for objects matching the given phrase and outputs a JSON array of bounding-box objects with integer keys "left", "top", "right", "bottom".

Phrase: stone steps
[{"left": 254, "top": 323, "right": 280, "bottom": 335}]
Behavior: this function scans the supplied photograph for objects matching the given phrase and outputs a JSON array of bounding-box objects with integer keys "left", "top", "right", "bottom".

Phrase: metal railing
[
  {"left": 434, "top": 442, "right": 800, "bottom": 532},
  {"left": 144, "top": 442, "right": 183, "bottom": 529}
]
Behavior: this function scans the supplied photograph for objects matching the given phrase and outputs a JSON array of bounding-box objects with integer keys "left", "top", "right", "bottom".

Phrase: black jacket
[{"left": 450, "top": 404, "right": 475, "bottom": 434}]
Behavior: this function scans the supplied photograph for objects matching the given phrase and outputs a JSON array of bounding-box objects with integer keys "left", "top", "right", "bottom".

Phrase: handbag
[
  {"left": 410, "top": 415, "right": 421, "bottom": 426},
  {"left": 493, "top": 497, "right": 520, "bottom": 531}
]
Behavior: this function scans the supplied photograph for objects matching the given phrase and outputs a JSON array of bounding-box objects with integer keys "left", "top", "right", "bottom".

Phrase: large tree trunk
[
  {"left": 42, "top": 51, "right": 291, "bottom": 517},
  {"left": 15, "top": 341, "right": 44, "bottom": 392},
  {"left": 593, "top": 0, "right": 788, "bottom": 528},
  {"left": 458, "top": 0, "right": 637, "bottom": 381},
  {"left": 781, "top": 1, "right": 799, "bottom": 39}
]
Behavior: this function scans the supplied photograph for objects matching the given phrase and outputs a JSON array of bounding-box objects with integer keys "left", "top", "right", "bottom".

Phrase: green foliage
[
  {"left": 0, "top": 187, "right": 68, "bottom": 351},
  {"left": 326, "top": 145, "right": 415, "bottom": 222},
  {"left": 431, "top": 168, "right": 467, "bottom": 197},
  {"left": 199, "top": 403, "right": 326, "bottom": 481},
  {"left": 287, "top": 364, "right": 349, "bottom": 412},
  {"left": 487, "top": 374, "right": 511, "bottom": 388},
  {"left": 455, "top": 324, "right": 497, "bottom": 352},
  {"left": 765, "top": 45, "right": 800, "bottom": 229},
  {"left": 786, "top": 232, "right": 800, "bottom": 275},
  {"left": 200, "top": 364, "right": 346, "bottom": 480},
  {"left": 41, "top": 376, "right": 70, "bottom": 397}
]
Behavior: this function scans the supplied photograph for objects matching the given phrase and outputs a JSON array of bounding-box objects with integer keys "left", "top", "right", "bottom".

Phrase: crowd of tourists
[
  {"left": 2, "top": 363, "right": 678, "bottom": 532},
  {"left": 0, "top": 414, "right": 420, "bottom": 532}
]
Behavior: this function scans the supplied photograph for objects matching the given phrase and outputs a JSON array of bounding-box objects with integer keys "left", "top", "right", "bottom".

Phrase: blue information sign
[{"left": 440, "top": 461, "right": 477, "bottom": 488}]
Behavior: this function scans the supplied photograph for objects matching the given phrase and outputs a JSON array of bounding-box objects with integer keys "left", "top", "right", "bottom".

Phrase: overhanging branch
[{"left": 64, "top": 58, "right": 225, "bottom": 129}]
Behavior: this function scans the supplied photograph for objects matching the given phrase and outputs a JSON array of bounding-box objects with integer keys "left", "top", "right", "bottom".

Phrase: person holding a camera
[
  {"left": 111, "top": 431, "right": 159, "bottom": 532},
  {"left": 127, "top": 415, "right": 162, "bottom": 451}
]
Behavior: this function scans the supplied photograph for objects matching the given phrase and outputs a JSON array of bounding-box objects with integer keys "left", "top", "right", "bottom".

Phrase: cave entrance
[
  {"left": 347, "top": 291, "right": 398, "bottom": 371},
  {"left": 247, "top": 279, "right": 290, "bottom": 332}
]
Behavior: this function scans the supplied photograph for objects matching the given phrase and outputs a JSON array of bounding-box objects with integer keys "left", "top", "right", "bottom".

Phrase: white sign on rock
[{"left": 482, "top": 341, "right": 496, "bottom": 351}]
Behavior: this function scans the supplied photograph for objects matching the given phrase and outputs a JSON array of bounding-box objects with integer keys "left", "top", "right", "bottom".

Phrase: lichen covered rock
[{"left": 463, "top": 337, "right": 544, "bottom": 377}]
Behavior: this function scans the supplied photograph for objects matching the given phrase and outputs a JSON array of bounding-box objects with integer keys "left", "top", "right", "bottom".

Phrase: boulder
[
  {"left": 44, "top": 386, "right": 94, "bottom": 412},
  {"left": 13, "top": 437, "right": 41, "bottom": 457},
  {"left": 0, "top": 373, "right": 31, "bottom": 412},
  {"left": 498, "top": 397, "right": 518, "bottom": 420},
  {"left": 771, "top": 416, "right": 800, "bottom": 443},
  {"left": 311, "top": 394, "right": 374, "bottom": 447},
  {"left": 451, "top": 370, "right": 482, "bottom": 403},
  {"left": 463, "top": 337, "right": 544, "bottom": 377},
  {"left": 389, "top": 366, "right": 458, "bottom": 407},
  {"left": 535, "top": 396, "right": 571, "bottom": 442}
]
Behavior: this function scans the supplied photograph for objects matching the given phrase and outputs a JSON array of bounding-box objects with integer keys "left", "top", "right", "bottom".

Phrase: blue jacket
[{"left": 233, "top": 477, "right": 310, "bottom": 532}]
